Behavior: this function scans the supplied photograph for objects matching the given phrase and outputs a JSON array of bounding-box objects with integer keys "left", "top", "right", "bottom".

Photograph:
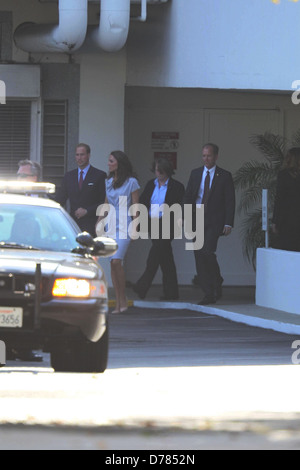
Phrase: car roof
[{"left": 0, "top": 193, "right": 61, "bottom": 209}]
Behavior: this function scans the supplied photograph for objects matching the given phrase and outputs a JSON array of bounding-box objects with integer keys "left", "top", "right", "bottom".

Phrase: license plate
[{"left": 0, "top": 307, "right": 23, "bottom": 328}]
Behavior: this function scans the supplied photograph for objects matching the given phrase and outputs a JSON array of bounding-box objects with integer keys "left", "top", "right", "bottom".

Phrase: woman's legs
[{"left": 111, "top": 258, "right": 128, "bottom": 312}]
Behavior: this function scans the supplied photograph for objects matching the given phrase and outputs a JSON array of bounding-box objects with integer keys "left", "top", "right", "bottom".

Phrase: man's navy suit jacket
[
  {"left": 56, "top": 165, "right": 106, "bottom": 236},
  {"left": 183, "top": 165, "right": 235, "bottom": 236}
]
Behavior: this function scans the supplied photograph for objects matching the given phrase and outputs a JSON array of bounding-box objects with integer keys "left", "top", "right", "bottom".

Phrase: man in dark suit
[
  {"left": 133, "top": 158, "right": 185, "bottom": 300},
  {"left": 183, "top": 143, "right": 235, "bottom": 305},
  {"left": 56, "top": 143, "right": 106, "bottom": 236}
]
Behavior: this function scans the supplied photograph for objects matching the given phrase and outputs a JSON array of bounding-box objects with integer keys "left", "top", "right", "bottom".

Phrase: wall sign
[{"left": 151, "top": 131, "right": 179, "bottom": 169}]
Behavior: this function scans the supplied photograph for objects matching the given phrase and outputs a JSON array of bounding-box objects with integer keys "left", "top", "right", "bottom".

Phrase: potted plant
[{"left": 233, "top": 130, "right": 300, "bottom": 268}]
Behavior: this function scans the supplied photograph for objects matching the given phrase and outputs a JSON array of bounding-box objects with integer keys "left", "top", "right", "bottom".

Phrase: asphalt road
[
  {"left": 108, "top": 306, "right": 297, "bottom": 368},
  {"left": 1, "top": 306, "right": 300, "bottom": 450},
  {"left": 3, "top": 306, "right": 297, "bottom": 370}
]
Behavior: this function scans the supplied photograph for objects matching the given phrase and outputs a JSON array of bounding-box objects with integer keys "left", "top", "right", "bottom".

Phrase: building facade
[{"left": 0, "top": 0, "right": 299, "bottom": 286}]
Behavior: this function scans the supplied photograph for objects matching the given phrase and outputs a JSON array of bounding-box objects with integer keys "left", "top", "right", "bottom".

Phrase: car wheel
[{"left": 50, "top": 326, "right": 109, "bottom": 374}]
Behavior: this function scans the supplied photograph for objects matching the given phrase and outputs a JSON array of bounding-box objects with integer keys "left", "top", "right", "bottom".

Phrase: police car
[{"left": 0, "top": 182, "right": 117, "bottom": 373}]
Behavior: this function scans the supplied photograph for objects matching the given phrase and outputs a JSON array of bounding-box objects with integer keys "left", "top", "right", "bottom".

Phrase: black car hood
[{"left": 0, "top": 250, "right": 102, "bottom": 280}]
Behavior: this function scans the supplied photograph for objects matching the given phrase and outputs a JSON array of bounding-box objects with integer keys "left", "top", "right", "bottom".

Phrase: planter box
[{"left": 256, "top": 248, "right": 300, "bottom": 315}]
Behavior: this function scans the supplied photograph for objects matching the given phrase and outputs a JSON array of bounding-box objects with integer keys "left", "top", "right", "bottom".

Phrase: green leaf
[
  {"left": 233, "top": 129, "right": 298, "bottom": 268},
  {"left": 249, "top": 132, "right": 285, "bottom": 166}
]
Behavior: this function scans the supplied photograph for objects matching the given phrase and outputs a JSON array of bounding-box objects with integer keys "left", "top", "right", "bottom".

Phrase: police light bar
[{"left": 0, "top": 181, "right": 56, "bottom": 195}]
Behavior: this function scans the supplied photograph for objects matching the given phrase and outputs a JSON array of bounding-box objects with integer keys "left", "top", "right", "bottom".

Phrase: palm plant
[{"left": 234, "top": 130, "right": 300, "bottom": 268}]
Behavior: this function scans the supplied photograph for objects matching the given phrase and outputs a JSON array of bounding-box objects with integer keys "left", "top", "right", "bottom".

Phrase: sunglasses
[{"left": 17, "top": 173, "right": 34, "bottom": 179}]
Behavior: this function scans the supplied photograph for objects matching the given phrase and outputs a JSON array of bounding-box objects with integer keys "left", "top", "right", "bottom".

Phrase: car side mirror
[
  {"left": 92, "top": 237, "right": 118, "bottom": 258},
  {"left": 75, "top": 232, "right": 118, "bottom": 258},
  {"left": 76, "top": 232, "right": 94, "bottom": 248}
]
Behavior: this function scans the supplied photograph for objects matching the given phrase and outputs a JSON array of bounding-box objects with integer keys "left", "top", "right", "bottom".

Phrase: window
[
  {"left": 0, "top": 101, "right": 31, "bottom": 179},
  {"left": 0, "top": 203, "right": 78, "bottom": 252},
  {"left": 0, "top": 99, "right": 67, "bottom": 184},
  {"left": 42, "top": 100, "right": 67, "bottom": 187}
]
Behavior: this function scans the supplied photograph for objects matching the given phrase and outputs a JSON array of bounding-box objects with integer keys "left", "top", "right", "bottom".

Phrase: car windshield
[{"left": 0, "top": 203, "right": 80, "bottom": 252}]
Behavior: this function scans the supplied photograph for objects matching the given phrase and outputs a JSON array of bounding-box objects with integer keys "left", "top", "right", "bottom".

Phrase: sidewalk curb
[
  {"left": 131, "top": 300, "right": 300, "bottom": 336},
  {"left": 108, "top": 298, "right": 300, "bottom": 336}
]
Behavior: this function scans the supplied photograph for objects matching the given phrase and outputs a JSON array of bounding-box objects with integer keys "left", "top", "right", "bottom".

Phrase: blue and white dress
[{"left": 104, "top": 177, "right": 140, "bottom": 260}]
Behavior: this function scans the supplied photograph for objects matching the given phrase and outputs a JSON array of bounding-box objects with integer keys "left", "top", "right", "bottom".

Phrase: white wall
[
  {"left": 8, "top": 0, "right": 300, "bottom": 96},
  {"left": 127, "top": 0, "right": 300, "bottom": 91},
  {"left": 256, "top": 248, "right": 300, "bottom": 315},
  {"left": 75, "top": 51, "right": 127, "bottom": 170}
]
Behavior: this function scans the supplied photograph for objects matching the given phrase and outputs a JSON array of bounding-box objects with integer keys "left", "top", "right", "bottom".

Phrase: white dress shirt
[
  {"left": 78, "top": 164, "right": 90, "bottom": 183},
  {"left": 150, "top": 178, "right": 169, "bottom": 218}
]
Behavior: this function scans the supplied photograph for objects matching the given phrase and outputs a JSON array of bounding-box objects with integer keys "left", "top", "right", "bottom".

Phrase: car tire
[{"left": 50, "top": 326, "right": 109, "bottom": 374}]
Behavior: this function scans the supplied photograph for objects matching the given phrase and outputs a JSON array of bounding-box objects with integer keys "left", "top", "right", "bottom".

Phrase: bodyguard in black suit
[
  {"left": 183, "top": 143, "right": 235, "bottom": 305},
  {"left": 272, "top": 147, "right": 300, "bottom": 252},
  {"left": 133, "top": 158, "right": 185, "bottom": 300},
  {"left": 56, "top": 143, "right": 106, "bottom": 236}
]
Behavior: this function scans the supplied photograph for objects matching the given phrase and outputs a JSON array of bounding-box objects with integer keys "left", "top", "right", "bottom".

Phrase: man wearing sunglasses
[{"left": 17, "top": 160, "right": 41, "bottom": 182}]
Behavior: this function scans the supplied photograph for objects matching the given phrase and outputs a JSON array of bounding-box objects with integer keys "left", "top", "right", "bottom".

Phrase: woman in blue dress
[{"left": 96, "top": 151, "right": 140, "bottom": 313}]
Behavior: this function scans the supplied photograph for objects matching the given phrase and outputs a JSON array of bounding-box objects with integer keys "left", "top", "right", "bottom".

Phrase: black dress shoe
[
  {"left": 17, "top": 350, "right": 43, "bottom": 362},
  {"left": 198, "top": 295, "right": 216, "bottom": 305}
]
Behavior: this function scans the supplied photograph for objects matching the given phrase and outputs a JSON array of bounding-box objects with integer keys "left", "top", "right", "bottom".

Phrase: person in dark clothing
[
  {"left": 183, "top": 143, "right": 235, "bottom": 305},
  {"left": 133, "top": 158, "right": 185, "bottom": 300},
  {"left": 56, "top": 143, "right": 106, "bottom": 237},
  {"left": 272, "top": 147, "right": 300, "bottom": 252}
]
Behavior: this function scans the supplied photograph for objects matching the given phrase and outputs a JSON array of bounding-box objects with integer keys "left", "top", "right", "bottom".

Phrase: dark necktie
[
  {"left": 79, "top": 170, "right": 84, "bottom": 191},
  {"left": 201, "top": 170, "right": 210, "bottom": 205}
]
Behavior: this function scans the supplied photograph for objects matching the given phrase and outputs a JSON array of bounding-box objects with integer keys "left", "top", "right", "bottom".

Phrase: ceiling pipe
[
  {"left": 132, "top": 0, "right": 147, "bottom": 22},
  {"left": 14, "top": 0, "right": 88, "bottom": 54},
  {"left": 86, "top": 0, "right": 131, "bottom": 52}
]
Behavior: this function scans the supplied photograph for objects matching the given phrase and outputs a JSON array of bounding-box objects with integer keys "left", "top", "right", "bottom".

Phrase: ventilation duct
[
  {"left": 14, "top": 0, "right": 132, "bottom": 54},
  {"left": 86, "top": 0, "right": 131, "bottom": 52},
  {"left": 14, "top": 0, "right": 88, "bottom": 54}
]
